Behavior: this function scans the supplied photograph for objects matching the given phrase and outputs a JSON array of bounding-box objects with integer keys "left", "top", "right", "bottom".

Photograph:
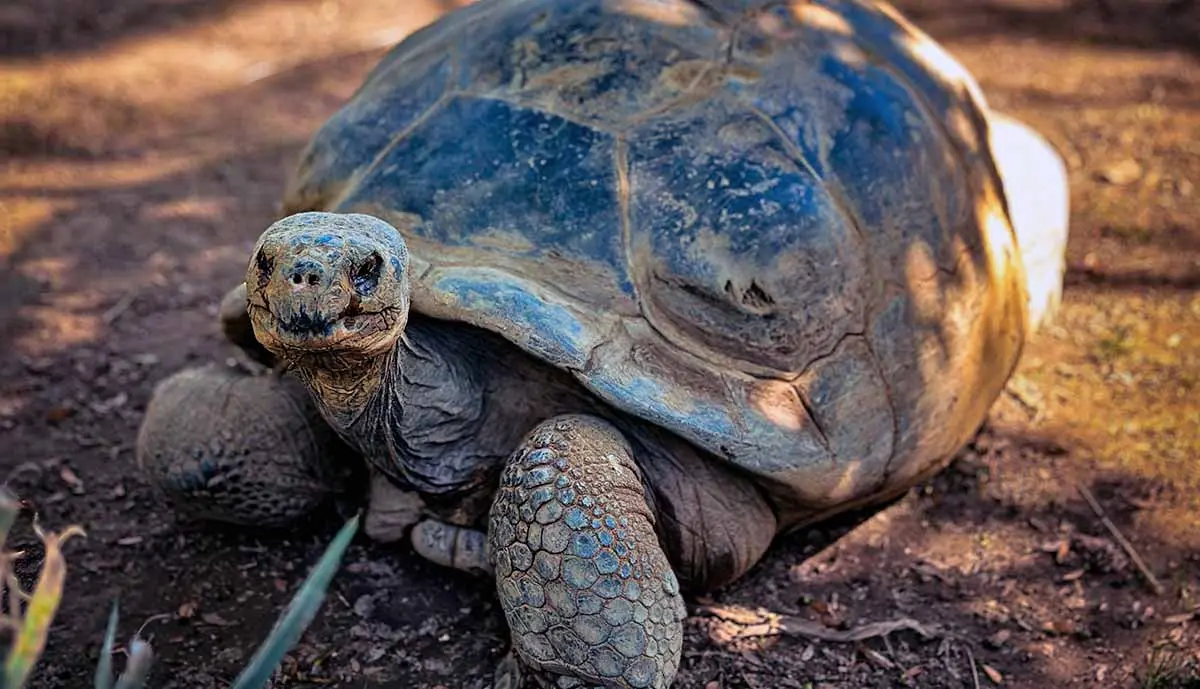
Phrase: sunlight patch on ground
[
  {"left": 140, "top": 198, "right": 230, "bottom": 223},
  {"left": 0, "top": 0, "right": 452, "bottom": 108},
  {"left": 14, "top": 304, "right": 101, "bottom": 354},
  {"left": 1016, "top": 288, "right": 1200, "bottom": 548},
  {"left": 0, "top": 155, "right": 209, "bottom": 193},
  {"left": 0, "top": 198, "right": 60, "bottom": 261},
  {"left": 0, "top": 0, "right": 460, "bottom": 360}
]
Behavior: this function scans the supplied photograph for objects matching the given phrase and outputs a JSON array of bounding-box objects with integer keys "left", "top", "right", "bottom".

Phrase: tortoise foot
[
  {"left": 411, "top": 518, "right": 492, "bottom": 575},
  {"left": 489, "top": 415, "right": 686, "bottom": 689}
]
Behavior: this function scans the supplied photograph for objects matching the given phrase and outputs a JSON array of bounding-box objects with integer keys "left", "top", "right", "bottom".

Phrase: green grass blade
[
  {"left": 229, "top": 514, "right": 359, "bottom": 689},
  {"left": 3, "top": 524, "right": 85, "bottom": 688},
  {"left": 111, "top": 639, "right": 153, "bottom": 689},
  {"left": 92, "top": 601, "right": 119, "bottom": 689}
]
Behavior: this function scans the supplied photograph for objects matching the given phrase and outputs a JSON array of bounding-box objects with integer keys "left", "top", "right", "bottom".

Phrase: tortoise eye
[
  {"left": 352, "top": 252, "right": 383, "bottom": 296},
  {"left": 254, "top": 249, "right": 274, "bottom": 288}
]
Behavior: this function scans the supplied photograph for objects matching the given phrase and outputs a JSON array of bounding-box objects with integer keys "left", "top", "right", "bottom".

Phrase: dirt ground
[{"left": 0, "top": 0, "right": 1197, "bottom": 687}]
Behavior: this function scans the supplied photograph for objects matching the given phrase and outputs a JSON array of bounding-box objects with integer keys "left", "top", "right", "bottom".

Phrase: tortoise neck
[
  {"left": 290, "top": 347, "right": 396, "bottom": 435},
  {"left": 290, "top": 319, "right": 494, "bottom": 492}
]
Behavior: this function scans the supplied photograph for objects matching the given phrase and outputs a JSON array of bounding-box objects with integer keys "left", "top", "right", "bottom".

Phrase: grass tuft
[
  {"left": 1138, "top": 641, "right": 1200, "bottom": 689},
  {"left": 0, "top": 484, "right": 360, "bottom": 689}
]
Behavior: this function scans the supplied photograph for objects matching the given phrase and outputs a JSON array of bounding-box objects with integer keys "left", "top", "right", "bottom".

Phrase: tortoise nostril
[{"left": 289, "top": 270, "right": 323, "bottom": 287}]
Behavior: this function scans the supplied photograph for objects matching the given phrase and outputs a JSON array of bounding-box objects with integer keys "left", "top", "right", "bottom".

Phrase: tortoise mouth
[{"left": 249, "top": 300, "right": 403, "bottom": 354}]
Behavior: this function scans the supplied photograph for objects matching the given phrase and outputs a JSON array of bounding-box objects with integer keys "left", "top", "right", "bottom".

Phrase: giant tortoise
[{"left": 136, "top": 0, "right": 1070, "bottom": 686}]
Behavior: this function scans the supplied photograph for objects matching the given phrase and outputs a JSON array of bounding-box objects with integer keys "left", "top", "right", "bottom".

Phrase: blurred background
[{"left": 0, "top": 0, "right": 1196, "bottom": 687}]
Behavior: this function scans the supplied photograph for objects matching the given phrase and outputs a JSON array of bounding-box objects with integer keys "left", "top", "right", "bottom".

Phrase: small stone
[
  {"left": 353, "top": 594, "right": 375, "bottom": 619},
  {"left": 985, "top": 628, "right": 1012, "bottom": 649},
  {"left": 1096, "top": 159, "right": 1142, "bottom": 186}
]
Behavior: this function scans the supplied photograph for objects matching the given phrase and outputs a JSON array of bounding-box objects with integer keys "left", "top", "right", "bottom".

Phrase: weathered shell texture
[{"left": 283, "top": 0, "right": 1029, "bottom": 519}]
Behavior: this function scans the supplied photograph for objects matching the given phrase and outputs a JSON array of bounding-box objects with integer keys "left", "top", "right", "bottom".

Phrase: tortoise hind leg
[
  {"left": 630, "top": 427, "right": 777, "bottom": 594},
  {"left": 489, "top": 415, "right": 686, "bottom": 689}
]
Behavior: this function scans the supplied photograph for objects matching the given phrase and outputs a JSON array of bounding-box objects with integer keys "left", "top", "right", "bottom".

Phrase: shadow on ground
[
  {"left": 890, "top": 0, "right": 1200, "bottom": 56},
  {"left": 0, "top": 0, "right": 307, "bottom": 57}
]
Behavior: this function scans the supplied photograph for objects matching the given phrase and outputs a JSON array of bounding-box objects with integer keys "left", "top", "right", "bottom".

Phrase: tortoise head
[{"left": 245, "top": 212, "right": 411, "bottom": 361}]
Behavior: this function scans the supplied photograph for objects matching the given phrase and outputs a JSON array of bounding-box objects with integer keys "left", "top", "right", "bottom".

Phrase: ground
[{"left": 0, "top": 0, "right": 1197, "bottom": 687}]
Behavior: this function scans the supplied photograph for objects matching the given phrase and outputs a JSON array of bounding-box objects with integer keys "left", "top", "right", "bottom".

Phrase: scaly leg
[{"left": 489, "top": 415, "right": 686, "bottom": 689}]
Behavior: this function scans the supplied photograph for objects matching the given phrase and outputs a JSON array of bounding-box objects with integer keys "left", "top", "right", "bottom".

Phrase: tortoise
[{"left": 136, "top": 0, "right": 1070, "bottom": 686}]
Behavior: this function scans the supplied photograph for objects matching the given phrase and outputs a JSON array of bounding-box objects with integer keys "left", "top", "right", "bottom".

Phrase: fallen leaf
[
  {"left": 1055, "top": 540, "right": 1071, "bottom": 564},
  {"left": 1065, "top": 596, "right": 1089, "bottom": 611},
  {"left": 704, "top": 682, "right": 720, "bottom": 689},
  {"left": 116, "top": 536, "right": 143, "bottom": 546},
  {"left": 1061, "top": 568, "right": 1085, "bottom": 582},
  {"left": 178, "top": 601, "right": 197, "bottom": 619},
  {"left": 45, "top": 406, "right": 74, "bottom": 423},
  {"left": 201, "top": 612, "right": 236, "bottom": 627},
  {"left": 860, "top": 647, "right": 894, "bottom": 669},
  {"left": 1042, "top": 619, "right": 1076, "bottom": 635},
  {"left": 982, "top": 664, "right": 1004, "bottom": 685},
  {"left": 60, "top": 467, "right": 84, "bottom": 494},
  {"left": 1165, "top": 613, "right": 1195, "bottom": 624}
]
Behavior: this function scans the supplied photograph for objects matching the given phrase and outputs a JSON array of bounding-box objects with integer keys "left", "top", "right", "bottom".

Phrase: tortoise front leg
[
  {"left": 489, "top": 414, "right": 686, "bottom": 689},
  {"left": 136, "top": 364, "right": 358, "bottom": 528}
]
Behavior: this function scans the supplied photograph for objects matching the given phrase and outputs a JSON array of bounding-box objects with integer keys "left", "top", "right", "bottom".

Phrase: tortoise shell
[{"left": 282, "top": 0, "right": 1029, "bottom": 512}]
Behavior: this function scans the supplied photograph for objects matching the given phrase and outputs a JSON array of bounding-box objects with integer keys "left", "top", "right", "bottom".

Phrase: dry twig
[
  {"left": 1077, "top": 484, "right": 1164, "bottom": 596},
  {"left": 101, "top": 292, "right": 137, "bottom": 325},
  {"left": 695, "top": 604, "right": 943, "bottom": 644},
  {"left": 965, "top": 644, "right": 981, "bottom": 689}
]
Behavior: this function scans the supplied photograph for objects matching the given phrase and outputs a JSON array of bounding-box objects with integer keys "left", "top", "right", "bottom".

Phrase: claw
[{"left": 411, "top": 519, "right": 492, "bottom": 575}]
